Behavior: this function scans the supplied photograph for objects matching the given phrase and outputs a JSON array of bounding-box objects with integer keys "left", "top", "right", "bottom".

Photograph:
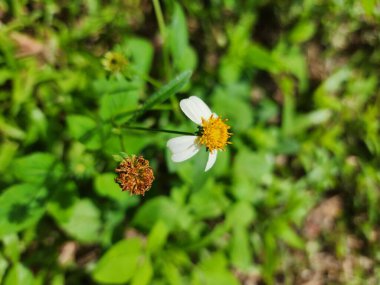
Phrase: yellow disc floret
[
  {"left": 102, "top": 51, "right": 128, "bottom": 73},
  {"left": 197, "top": 115, "right": 232, "bottom": 153}
]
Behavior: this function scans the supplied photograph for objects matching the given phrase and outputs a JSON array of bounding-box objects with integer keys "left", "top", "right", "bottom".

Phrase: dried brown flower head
[{"left": 115, "top": 155, "right": 154, "bottom": 196}]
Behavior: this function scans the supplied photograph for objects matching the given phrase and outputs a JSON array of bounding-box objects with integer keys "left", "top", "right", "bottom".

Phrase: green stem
[
  {"left": 119, "top": 134, "right": 126, "bottom": 150},
  {"left": 152, "top": 0, "right": 167, "bottom": 41},
  {"left": 121, "top": 125, "right": 194, "bottom": 136},
  {"left": 152, "top": 0, "right": 171, "bottom": 79}
]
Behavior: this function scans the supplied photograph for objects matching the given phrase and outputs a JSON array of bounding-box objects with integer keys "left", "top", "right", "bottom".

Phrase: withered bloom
[{"left": 115, "top": 155, "right": 154, "bottom": 196}]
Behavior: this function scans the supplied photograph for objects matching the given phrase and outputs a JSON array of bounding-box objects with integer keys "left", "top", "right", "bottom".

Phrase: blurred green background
[{"left": 1, "top": 0, "right": 380, "bottom": 284}]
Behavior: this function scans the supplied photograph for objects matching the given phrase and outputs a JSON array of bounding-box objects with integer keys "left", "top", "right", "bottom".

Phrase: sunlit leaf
[
  {"left": 92, "top": 238, "right": 142, "bottom": 284},
  {"left": 4, "top": 263, "right": 34, "bottom": 285}
]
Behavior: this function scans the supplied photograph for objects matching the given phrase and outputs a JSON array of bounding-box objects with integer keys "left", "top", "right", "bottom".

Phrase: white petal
[
  {"left": 189, "top": 96, "right": 212, "bottom": 120},
  {"left": 171, "top": 144, "right": 200, "bottom": 162},
  {"left": 205, "top": 151, "right": 218, "bottom": 172},
  {"left": 167, "top": 136, "right": 197, "bottom": 153},
  {"left": 180, "top": 96, "right": 212, "bottom": 125}
]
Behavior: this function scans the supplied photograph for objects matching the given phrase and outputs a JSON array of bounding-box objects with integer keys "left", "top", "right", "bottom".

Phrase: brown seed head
[{"left": 114, "top": 155, "right": 154, "bottom": 196}]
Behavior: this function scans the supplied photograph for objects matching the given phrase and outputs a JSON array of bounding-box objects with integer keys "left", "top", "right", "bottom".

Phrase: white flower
[{"left": 167, "top": 96, "right": 232, "bottom": 172}]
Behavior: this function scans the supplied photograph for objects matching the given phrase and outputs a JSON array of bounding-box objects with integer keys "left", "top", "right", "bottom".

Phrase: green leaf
[
  {"left": 126, "top": 37, "right": 154, "bottom": 75},
  {"left": 274, "top": 44, "right": 309, "bottom": 91},
  {"left": 226, "top": 201, "right": 255, "bottom": 228},
  {"left": 279, "top": 76, "right": 296, "bottom": 136},
  {"left": 66, "top": 115, "right": 96, "bottom": 138},
  {"left": 192, "top": 253, "right": 240, "bottom": 285},
  {"left": 361, "top": 0, "right": 376, "bottom": 16},
  {"left": 219, "top": 14, "right": 255, "bottom": 84},
  {"left": 51, "top": 274, "right": 65, "bottom": 285},
  {"left": 0, "top": 140, "right": 18, "bottom": 174},
  {"left": 147, "top": 220, "right": 169, "bottom": 254},
  {"left": 0, "top": 69, "right": 12, "bottom": 85},
  {"left": 4, "top": 263, "right": 34, "bottom": 285},
  {"left": 99, "top": 90, "right": 139, "bottom": 121},
  {"left": 292, "top": 109, "right": 332, "bottom": 135},
  {"left": 11, "top": 153, "right": 63, "bottom": 184},
  {"left": 0, "top": 252, "right": 9, "bottom": 284},
  {"left": 92, "top": 238, "right": 142, "bottom": 284},
  {"left": 275, "top": 220, "right": 304, "bottom": 249},
  {"left": 94, "top": 173, "right": 132, "bottom": 205},
  {"left": 162, "top": 263, "right": 183, "bottom": 285},
  {"left": 132, "top": 197, "right": 182, "bottom": 231},
  {"left": 0, "top": 184, "right": 47, "bottom": 237},
  {"left": 233, "top": 150, "right": 274, "bottom": 185},
  {"left": 289, "top": 20, "right": 316, "bottom": 43},
  {"left": 129, "top": 70, "right": 192, "bottom": 122},
  {"left": 46, "top": 182, "right": 78, "bottom": 225},
  {"left": 211, "top": 87, "right": 253, "bottom": 132},
  {"left": 57, "top": 199, "right": 101, "bottom": 243},
  {"left": 169, "top": 4, "right": 197, "bottom": 72},
  {"left": 2, "top": 234, "right": 21, "bottom": 262},
  {"left": 66, "top": 115, "right": 104, "bottom": 150},
  {"left": 230, "top": 226, "right": 252, "bottom": 270},
  {"left": 188, "top": 180, "right": 229, "bottom": 220},
  {"left": 170, "top": 4, "right": 188, "bottom": 62},
  {"left": 0, "top": 119, "right": 25, "bottom": 140},
  {"left": 247, "top": 44, "right": 280, "bottom": 73},
  {"left": 93, "top": 79, "right": 140, "bottom": 95},
  {"left": 131, "top": 256, "right": 153, "bottom": 285}
]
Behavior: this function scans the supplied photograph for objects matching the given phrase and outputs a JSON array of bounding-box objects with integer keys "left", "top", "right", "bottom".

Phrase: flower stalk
[{"left": 121, "top": 126, "right": 194, "bottom": 136}]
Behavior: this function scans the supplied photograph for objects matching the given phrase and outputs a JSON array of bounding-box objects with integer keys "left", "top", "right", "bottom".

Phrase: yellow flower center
[
  {"left": 102, "top": 51, "right": 128, "bottom": 73},
  {"left": 197, "top": 115, "right": 232, "bottom": 153}
]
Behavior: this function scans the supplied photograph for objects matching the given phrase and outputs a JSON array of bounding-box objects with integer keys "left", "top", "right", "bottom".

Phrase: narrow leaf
[{"left": 128, "top": 70, "right": 192, "bottom": 122}]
